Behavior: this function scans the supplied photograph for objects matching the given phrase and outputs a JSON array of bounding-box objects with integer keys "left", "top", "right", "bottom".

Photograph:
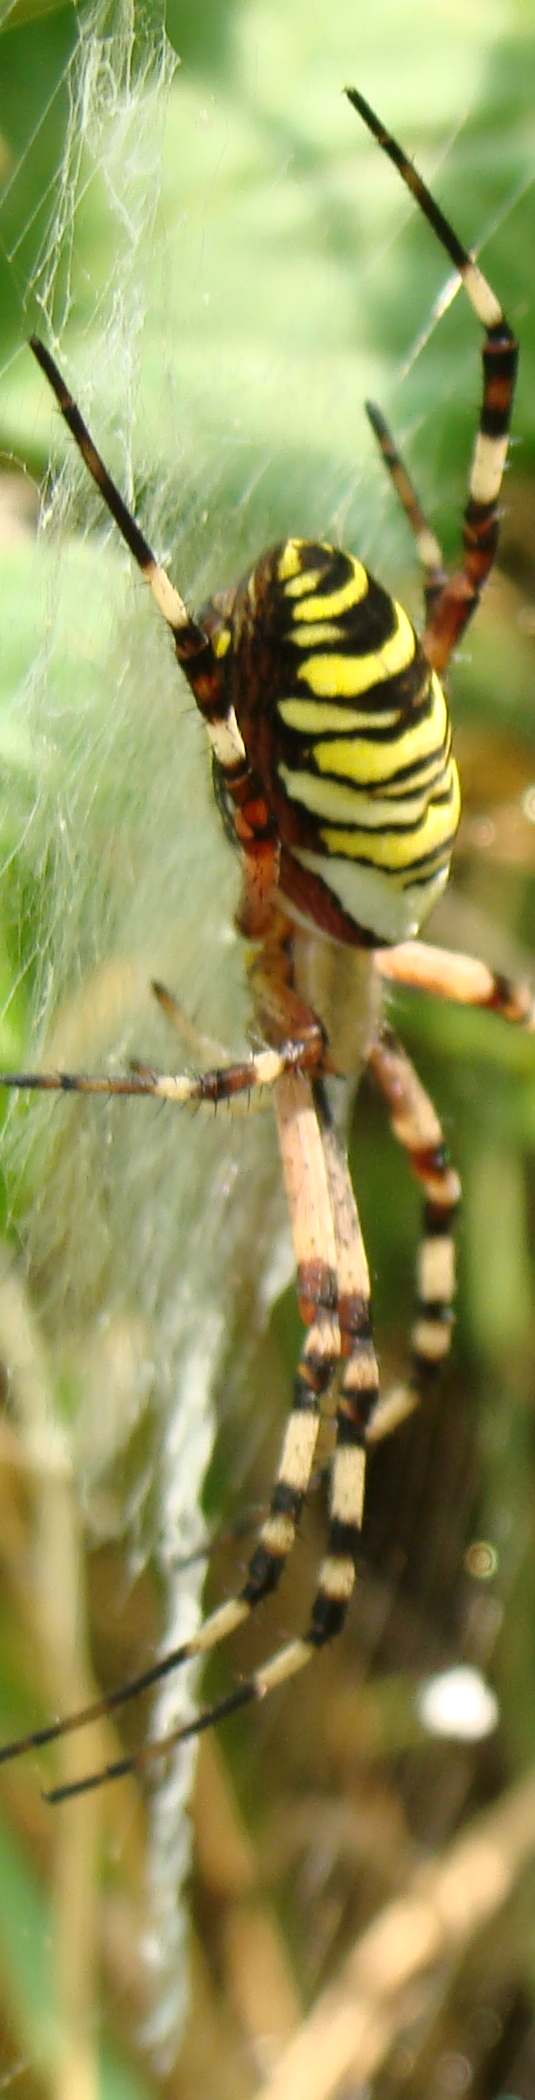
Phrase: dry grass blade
[{"left": 254, "top": 1769, "right": 535, "bottom": 2100}]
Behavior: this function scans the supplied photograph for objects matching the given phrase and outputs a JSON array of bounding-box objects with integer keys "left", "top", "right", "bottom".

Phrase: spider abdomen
[{"left": 227, "top": 537, "right": 460, "bottom": 947}]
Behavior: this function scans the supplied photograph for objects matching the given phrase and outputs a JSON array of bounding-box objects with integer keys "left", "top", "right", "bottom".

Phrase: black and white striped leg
[
  {"left": 30, "top": 338, "right": 208, "bottom": 665},
  {"left": 367, "top": 1025, "right": 460, "bottom": 1442},
  {"left": 0, "top": 1028, "right": 324, "bottom": 1110},
  {"left": 0, "top": 1072, "right": 343, "bottom": 1794},
  {"left": 29, "top": 338, "right": 249, "bottom": 785},
  {"left": 347, "top": 89, "right": 518, "bottom": 672},
  {"left": 306, "top": 1080, "right": 379, "bottom": 1650}
]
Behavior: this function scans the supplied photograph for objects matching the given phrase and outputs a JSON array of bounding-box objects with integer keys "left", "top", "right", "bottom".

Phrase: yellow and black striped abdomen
[{"left": 229, "top": 538, "right": 460, "bottom": 947}]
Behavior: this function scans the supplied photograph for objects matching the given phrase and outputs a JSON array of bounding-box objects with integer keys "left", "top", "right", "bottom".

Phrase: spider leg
[
  {"left": 365, "top": 400, "right": 447, "bottom": 620},
  {"left": 29, "top": 1071, "right": 382, "bottom": 1803},
  {"left": 376, "top": 940, "right": 535, "bottom": 1029},
  {"left": 32, "top": 352, "right": 298, "bottom": 953},
  {"left": 366, "top": 1024, "right": 460, "bottom": 1441},
  {"left": 347, "top": 91, "right": 518, "bottom": 672},
  {"left": 0, "top": 1068, "right": 340, "bottom": 1778},
  {"left": 303, "top": 1078, "right": 379, "bottom": 1647},
  {"left": 150, "top": 979, "right": 228, "bottom": 1065},
  {"left": 0, "top": 1024, "right": 324, "bottom": 1106},
  {"left": 30, "top": 339, "right": 206, "bottom": 664}
]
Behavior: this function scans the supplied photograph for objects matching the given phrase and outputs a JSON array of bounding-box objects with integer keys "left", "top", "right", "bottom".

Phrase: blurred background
[{"left": 0, "top": 1, "right": 534, "bottom": 2095}]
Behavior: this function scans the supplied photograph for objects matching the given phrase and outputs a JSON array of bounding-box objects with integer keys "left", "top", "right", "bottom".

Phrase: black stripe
[
  {"left": 288, "top": 601, "right": 397, "bottom": 658},
  {"left": 293, "top": 1371, "right": 325, "bottom": 1408},
  {"left": 327, "top": 1517, "right": 360, "bottom": 1557},
  {"left": 278, "top": 667, "right": 432, "bottom": 732},
  {"left": 316, "top": 788, "right": 455, "bottom": 843},
  {"left": 309, "top": 1594, "right": 347, "bottom": 1645},
  {"left": 394, "top": 826, "right": 459, "bottom": 878},
  {"left": 292, "top": 650, "right": 424, "bottom": 701},
  {"left": 415, "top": 1296, "right": 453, "bottom": 1323},
  {"left": 484, "top": 333, "right": 517, "bottom": 370},
  {"left": 337, "top": 1410, "right": 370, "bottom": 1446},
  {"left": 380, "top": 765, "right": 447, "bottom": 802},
  {"left": 423, "top": 1203, "right": 459, "bottom": 1235},
  {"left": 242, "top": 1543, "right": 286, "bottom": 1603},
  {"left": 288, "top": 545, "right": 354, "bottom": 592},
  {"left": 407, "top": 831, "right": 459, "bottom": 876},
  {"left": 271, "top": 1480, "right": 304, "bottom": 1523},
  {"left": 480, "top": 404, "right": 510, "bottom": 439},
  {"left": 411, "top": 1350, "right": 444, "bottom": 1384},
  {"left": 464, "top": 494, "right": 498, "bottom": 526},
  {"left": 377, "top": 740, "right": 450, "bottom": 791},
  {"left": 312, "top": 777, "right": 453, "bottom": 830},
  {"left": 287, "top": 576, "right": 398, "bottom": 653},
  {"left": 300, "top": 709, "right": 443, "bottom": 779}
]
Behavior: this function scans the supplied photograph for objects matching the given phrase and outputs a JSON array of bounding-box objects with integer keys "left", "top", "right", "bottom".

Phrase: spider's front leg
[{"left": 0, "top": 1005, "right": 324, "bottom": 1107}]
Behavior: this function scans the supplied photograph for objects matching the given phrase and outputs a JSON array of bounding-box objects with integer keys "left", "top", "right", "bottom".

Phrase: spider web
[
  {"left": 0, "top": 0, "right": 534, "bottom": 2083},
  {"left": 0, "top": 0, "right": 298, "bottom": 2056}
]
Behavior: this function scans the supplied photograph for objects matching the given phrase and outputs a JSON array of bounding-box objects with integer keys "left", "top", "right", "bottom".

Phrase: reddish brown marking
[
  {"left": 235, "top": 834, "right": 281, "bottom": 940},
  {"left": 337, "top": 1291, "right": 372, "bottom": 1342},
  {"left": 485, "top": 374, "right": 514, "bottom": 412},
  {"left": 234, "top": 795, "right": 273, "bottom": 839},
  {"left": 483, "top": 972, "right": 530, "bottom": 1022},
  {"left": 278, "top": 846, "right": 376, "bottom": 951},
  {"left": 424, "top": 575, "right": 478, "bottom": 672},
  {"left": 296, "top": 1259, "right": 338, "bottom": 1324},
  {"left": 184, "top": 660, "right": 226, "bottom": 707},
  {"left": 410, "top": 1140, "right": 449, "bottom": 1180},
  {"left": 248, "top": 916, "right": 327, "bottom": 1063},
  {"left": 227, "top": 768, "right": 258, "bottom": 803}
]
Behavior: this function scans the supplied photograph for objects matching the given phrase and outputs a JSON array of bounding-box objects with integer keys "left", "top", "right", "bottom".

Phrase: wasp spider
[{"left": 0, "top": 89, "right": 532, "bottom": 1803}]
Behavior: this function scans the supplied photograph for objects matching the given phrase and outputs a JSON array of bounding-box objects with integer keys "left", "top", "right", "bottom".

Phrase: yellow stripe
[
  {"left": 297, "top": 600, "right": 416, "bottom": 697},
  {"left": 312, "top": 682, "right": 449, "bottom": 787},
  {"left": 289, "top": 623, "right": 345, "bottom": 646},
  {"left": 277, "top": 539, "right": 308, "bottom": 582},
  {"left": 279, "top": 760, "right": 457, "bottom": 835},
  {"left": 320, "top": 769, "right": 460, "bottom": 871},
  {"left": 277, "top": 541, "right": 370, "bottom": 611},
  {"left": 284, "top": 568, "right": 326, "bottom": 599},
  {"left": 279, "top": 669, "right": 445, "bottom": 742},
  {"left": 279, "top": 768, "right": 447, "bottom": 830},
  {"left": 278, "top": 697, "right": 401, "bottom": 734},
  {"left": 290, "top": 572, "right": 368, "bottom": 620},
  {"left": 213, "top": 626, "right": 232, "bottom": 658}
]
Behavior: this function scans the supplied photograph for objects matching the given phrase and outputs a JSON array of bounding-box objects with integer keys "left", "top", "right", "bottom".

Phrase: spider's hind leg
[
  {"left": 367, "top": 1024, "right": 461, "bottom": 1442},
  {"left": 301, "top": 1078, "right": 380, "bottom": 1653},
  {"left": 28, "top": 1066, "right": 381, "bottom": 1800}
]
